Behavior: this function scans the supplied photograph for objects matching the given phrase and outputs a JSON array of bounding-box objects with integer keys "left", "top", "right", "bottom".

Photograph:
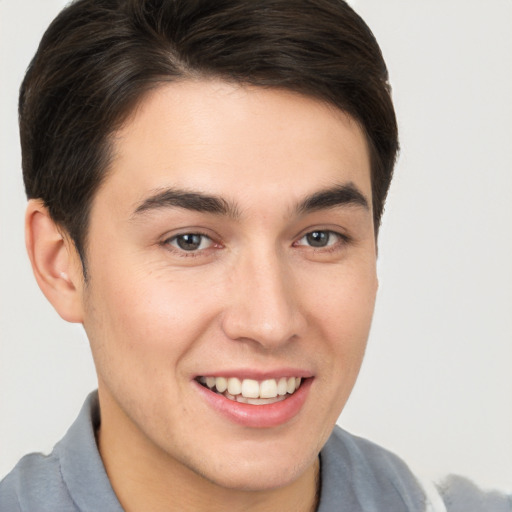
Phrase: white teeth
[
  {"left": 247, "top": 395, "right": 286, "bottom": 405},
  {"left": 277, "top": 377, "right": 288, "bottom": 396},
  {"left": 241, "top": 379, "right": 260, "bottom": 398},
  {"left": 200, "top": 375, "right": 304, "bottom": 401},
  {"left": 215, "top": 376, "right": 228, "bottom": 393},
  {"left": 286, "top": 377, "right": 296, "bottom": 394},
  {"left": 260, "top": 379, "right": 278, "bottom": 398},
  {"left": 227, "top": 377, "right": 242, "bottom": 396}
]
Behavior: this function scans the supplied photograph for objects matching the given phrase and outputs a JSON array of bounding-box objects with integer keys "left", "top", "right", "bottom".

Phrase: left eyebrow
[{"left": 296, "top": 183, "right": 370, "bottom": 214}]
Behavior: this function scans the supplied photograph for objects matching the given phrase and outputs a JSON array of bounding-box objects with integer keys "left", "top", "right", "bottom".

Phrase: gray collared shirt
[{"left": 1, "top": 391, "right": 510, "bottom": 511}]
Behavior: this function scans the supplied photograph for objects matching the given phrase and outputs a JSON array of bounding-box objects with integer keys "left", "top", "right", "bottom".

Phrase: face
[{"left": 80, "top": 80, "right": 378, "bottom": 492}]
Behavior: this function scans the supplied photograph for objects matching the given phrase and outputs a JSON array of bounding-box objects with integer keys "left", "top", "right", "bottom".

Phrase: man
[{"left": 0, "top": 1, "right": 510, "bottom": 511}]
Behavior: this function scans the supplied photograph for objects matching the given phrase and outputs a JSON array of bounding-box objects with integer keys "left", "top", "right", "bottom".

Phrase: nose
[{"left": 220, "top": 248, "right": 306, "bottom": 349}]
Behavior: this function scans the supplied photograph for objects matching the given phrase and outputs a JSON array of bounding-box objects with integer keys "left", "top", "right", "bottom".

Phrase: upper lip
[{"left": 194, "top": 368, "right": 314, "bottom": 380}]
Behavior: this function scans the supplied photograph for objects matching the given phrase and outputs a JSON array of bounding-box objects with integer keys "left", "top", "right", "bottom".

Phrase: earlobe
[{"left": 25, "top": 199, "right": 84, "bottom": 323}]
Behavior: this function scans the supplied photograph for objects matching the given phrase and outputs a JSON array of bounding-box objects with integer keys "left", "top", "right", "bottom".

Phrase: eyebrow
[
  {"left": 296, "top": 183, "right": 369, "bottom": 214},
  {"left": 131, "top": 182, "right": 369, "bottom": 219}
]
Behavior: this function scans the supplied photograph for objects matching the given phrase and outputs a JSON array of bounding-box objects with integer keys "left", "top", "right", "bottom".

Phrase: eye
[
  {"left": 166, "top": 233, "right": 213, "bottom": 252},
  {"left": 296, "top": 230, "right": 344, "bottom": 248}
]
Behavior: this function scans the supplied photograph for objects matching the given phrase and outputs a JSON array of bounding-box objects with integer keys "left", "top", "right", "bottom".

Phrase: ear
[{"left": 25, "top": 199, "right": 85, "bottom": 323}]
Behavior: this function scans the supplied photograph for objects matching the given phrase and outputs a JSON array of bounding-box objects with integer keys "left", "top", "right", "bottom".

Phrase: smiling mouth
[{"left": 196, "top": 376, "right": 303, "bottom": 405}]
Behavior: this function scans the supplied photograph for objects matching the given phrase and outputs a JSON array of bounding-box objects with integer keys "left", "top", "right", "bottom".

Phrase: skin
[{"left": 27, "top": 80, "right": 378, "bottom": 512}]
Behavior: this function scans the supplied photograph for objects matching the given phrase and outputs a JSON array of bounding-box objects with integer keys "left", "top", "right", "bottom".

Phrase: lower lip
[{"left": 194, "top": 378, "right": 312, "bottom": 428}]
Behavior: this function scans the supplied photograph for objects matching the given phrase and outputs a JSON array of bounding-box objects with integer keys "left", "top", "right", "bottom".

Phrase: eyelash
[{"left": 162, "top": 229, "right": 349, "bottom": 257}]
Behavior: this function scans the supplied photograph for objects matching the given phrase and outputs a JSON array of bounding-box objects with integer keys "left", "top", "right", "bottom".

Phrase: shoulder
[
  {"left": 319, "top": 426, "right": 427, "bottom": 511},
  {"left": 319, "top": 426, "right": 512, "bottom": 512},
  {"left": 0, "top": 450, "right": 76, "bottom": 512},
  {"left": 0, "top": 391, "right": 122, "bottom": 512}
]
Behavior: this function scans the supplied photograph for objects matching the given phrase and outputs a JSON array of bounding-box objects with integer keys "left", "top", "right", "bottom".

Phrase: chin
[
  {"left": 186, "top": 439, "right": 319, "bottom": 492},
  {"left": 203, "top": 462, "right": 306, "bottom": 492}
]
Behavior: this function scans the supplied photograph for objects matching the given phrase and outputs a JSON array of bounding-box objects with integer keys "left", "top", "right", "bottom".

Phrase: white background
[{"left": 1, "top": 0, "right": 511, "bottom": 491}]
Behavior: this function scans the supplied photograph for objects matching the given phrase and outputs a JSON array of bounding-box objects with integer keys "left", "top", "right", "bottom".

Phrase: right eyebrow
[{"left": 131, "top": 188, "right": 240, "bottom": 219}]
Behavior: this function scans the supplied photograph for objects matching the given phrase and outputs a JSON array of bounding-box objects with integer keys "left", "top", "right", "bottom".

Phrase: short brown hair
[{"left": 20, "top": 0, "right": 398, "bottom": 270}]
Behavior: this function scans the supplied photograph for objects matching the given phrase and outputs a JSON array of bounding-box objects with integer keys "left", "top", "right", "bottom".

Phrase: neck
[{"left": 96, "top": 390, "right": 320, "bottom": 512}]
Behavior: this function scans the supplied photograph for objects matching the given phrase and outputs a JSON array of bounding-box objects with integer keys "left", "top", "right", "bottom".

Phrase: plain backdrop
[{"left": 1, "top": 0, "right": 511, "bottom": 491}]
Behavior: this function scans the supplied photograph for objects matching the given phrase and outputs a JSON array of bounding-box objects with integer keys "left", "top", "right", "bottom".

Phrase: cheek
[
  {"left": 309, "top": 262, "right": 377, "bottom": 381},
  {"left": 295, "top": 263, "right": 377, "bottom": 440},
  {"left": 82, "top": 266, "right": 222, "bottom": 385},
  {"left": 312, "top": 260, "right": 377, "bottom": 336}
]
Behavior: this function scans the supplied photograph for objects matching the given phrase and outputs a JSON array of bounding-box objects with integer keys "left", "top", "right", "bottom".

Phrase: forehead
[{"left": 101, "top": 80, "right": 372, "bottom": 215}]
